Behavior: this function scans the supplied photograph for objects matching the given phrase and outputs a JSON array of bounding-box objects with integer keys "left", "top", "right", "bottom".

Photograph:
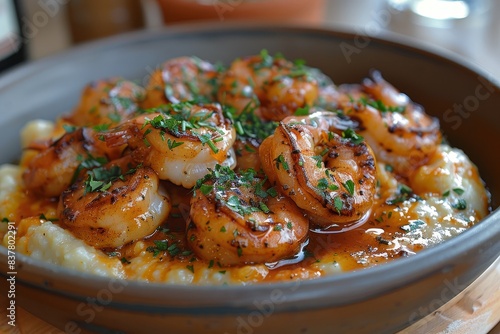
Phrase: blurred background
[{"left": 0, "top": 0, "right": 499, "bottom": 78}]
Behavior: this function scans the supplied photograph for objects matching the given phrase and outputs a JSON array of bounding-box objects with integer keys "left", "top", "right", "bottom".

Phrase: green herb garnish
[
  {"left": 452, "top": 199, "right": 467, "bottom": 210},
  {"left": 343, "top": 180, "right": 355, "bottom": 196},
  {"left": 147, "top": 240, "right": 168, "bottom": 257},
  {"left": 359, "top": 97, "right": 405, "bottom": 113},
  {"left": 274, "top": 154, "right": 290, "bottom": 171},
  {"left": 342, "top": 128, "right": 364, "bottom": 145},
  {"left": 400, "top": 220, "right": 426, "bottom": 232}
]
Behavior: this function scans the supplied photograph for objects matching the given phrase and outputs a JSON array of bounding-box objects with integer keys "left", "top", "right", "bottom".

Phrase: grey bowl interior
[{"left": 0, "top": 24, "right": 499, "bottom": 334}]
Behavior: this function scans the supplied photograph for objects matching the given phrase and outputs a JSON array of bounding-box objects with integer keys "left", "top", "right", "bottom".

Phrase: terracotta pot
[{"left": 156, "top": 0, "right": 327, "bottom": 24}]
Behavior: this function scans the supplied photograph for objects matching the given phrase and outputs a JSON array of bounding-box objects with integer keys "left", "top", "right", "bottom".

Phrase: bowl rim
[{"left": 1, "top": 23, "right": 499, "bottom": 310}]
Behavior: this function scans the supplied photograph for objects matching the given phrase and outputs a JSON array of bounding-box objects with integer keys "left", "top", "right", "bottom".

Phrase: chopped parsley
[
  {"left": 443, "top": 187, "right": 465, "bottom": 198},
  {"left": 110, "top": 96, "right": 135, "bottom": 113},
  {"left": 400, "top": 219, "right": 426, "bottom": 232},
  {"left": 312, "top": 155, "right": 323, "bottom": 168},
  {"left": 342, "top": 128, "right": 364, "bottom": 145},
  {"left": 333, "top": 197, "right": 343, "bottom": 213},
  {"left": 266, "top": 187, "right": 278, "bottom": 198},
  {"left": 167, "top": 138, "right": 184, "bottom": 150},
  {"left": 83, "top": 164, "right": 138, "bottom": 194},
  {"left": 62, "top": 124, "right": 77, "bottom": 133},
  {"left": 147, "top": 240, "right": 168, "bottom": 257},
  {"left": 294, "top": 105, "right": 310, "bottom": 116},
  {"left": 317, "top": 178, "right": 329, "bottom": 191},
  {"left": 223, "top": 103, "right": 278, "bottom": 142},
  {"left": 359, "top": 96, "right": 406, "bottom": 113},
  {"left": 452, "top": 199, "right": 467, "bottom": 210},
  {"left": 93, "top": 123, "right": 111, "bottom": 132},
  {"left": 199, "top": 184, "right": 214, "bottom": 196},
  {"left": 194, "top": 165, "right": 278, "bottom": 217},
  {"left": 343, "top": 180, "right": 355, "bottom": 196},
  {"left": 253, "top": 49, "right": 274, "bottom": 70},
  {"left": 193, "top": 132, "right": 219, "bottom": 154},
  {"left": 143, "top": 102, "right": 225, "bottom": 154},
  {"left": 386, "top": 183, "right": 418, "bottom": 205},
  {"left": 71, "top": 153, "right": 108, "bottom": 184},
  {"left": 107, "top": 112, "right": 122, "bottom": 123},
  {"left": 274, "top": 154, "right": 290, "bottom": 171}
]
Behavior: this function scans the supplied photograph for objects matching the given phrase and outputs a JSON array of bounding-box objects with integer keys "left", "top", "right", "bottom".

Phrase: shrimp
[
  {"left": 130, "top": 103, "right": 237, "bottom": 188},
  {"left": 187, "top": 165, "right": 309, "bottom": 266},
  {"left": 64, "top": 78, "right": 146, "bottom": 127},
  {"left": 338, "top": 72, "right": 441, "bottom": 177},
  {"left": 58, "top": 163, "right": 171, "bottom": 248},
  {"left": 259, "top": 112, "right": 377, "bottom": 228},
  {"left": 22, "top": 127, "right": 122, "bottom": 197},
  {"left": 217, "top": 51, "right": 319, "bottom": 121},
  {"left": 142, "top": 56, "right": 221, "bottom": 108}
]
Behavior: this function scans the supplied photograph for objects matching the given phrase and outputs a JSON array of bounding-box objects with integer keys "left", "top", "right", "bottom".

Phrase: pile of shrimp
[{"left": 5, "top": 50, "right": 490, "bottom": 282}]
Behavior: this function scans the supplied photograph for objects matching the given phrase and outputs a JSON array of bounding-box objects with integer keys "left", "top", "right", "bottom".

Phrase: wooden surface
[
  {"left": 1, "top": 257, "right": 498, "bottom": 334},
  {"left": 397, "top": 257, "right": 500, "bottom": 334}
]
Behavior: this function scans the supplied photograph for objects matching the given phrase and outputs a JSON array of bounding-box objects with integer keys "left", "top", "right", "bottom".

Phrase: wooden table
[{"left": 1, "top": 258, "right": 498, "bottom": 334}]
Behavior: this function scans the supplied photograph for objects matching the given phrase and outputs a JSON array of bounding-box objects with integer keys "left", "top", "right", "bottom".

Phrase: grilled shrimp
[
  {"left": 187, "top": 165, "right": 309, "bottom": 266},
  {"left": 143, "top": 56, "right": 220, "bottom": 108},
  {"left": 58, "top": 163, "right": 170, "bottom": 248},
  {"left": 259, "top": 112, "right": 377, "bottom": 227},
  {"left": 22, "top": 127, "right": 122, "bottom": 197},
  {"left": 337, "top": 72, "right": 441, "bottom": 177},
  {"left": 132, "top": 103, "right": 236, "bottom": 188},
  {"left": 217, "top": 51, "right": 319, "bottom": 121},
  {"left": 65, "top": 78, "right": 146, "bottom": 127}
]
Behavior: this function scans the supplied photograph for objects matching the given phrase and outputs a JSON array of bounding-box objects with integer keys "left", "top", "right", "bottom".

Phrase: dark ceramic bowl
[{"left": 0, "top": 25, "right": 499, "bottom": 334}]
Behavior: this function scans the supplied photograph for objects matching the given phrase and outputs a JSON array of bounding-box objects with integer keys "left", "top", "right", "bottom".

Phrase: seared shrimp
[
  {"left": 65, "top": 78, "right": 146, "bottom": 127},
  {"left": 187, "top": 165, "right": 309, "bottom": 266},
  {"left": 58, "top": 163, "right": 170, "bottom": 248},
  {"left": 259, "top": 112, "right": 377, "bottom": 227},
  {"left": 22, "top": 127, "right": 122, "bottom": 197},
  {"left": 338, "top": 72, "right": 441, "bottom": 177},
  {"left": 142, "top": 56, "right": 221, "bottom": 108},
  {"left": 135, "top": 103, "right": 236, "bottom": 188},
  {"left": 217, "top": 51, "right": 319, "bottom": 121}
]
